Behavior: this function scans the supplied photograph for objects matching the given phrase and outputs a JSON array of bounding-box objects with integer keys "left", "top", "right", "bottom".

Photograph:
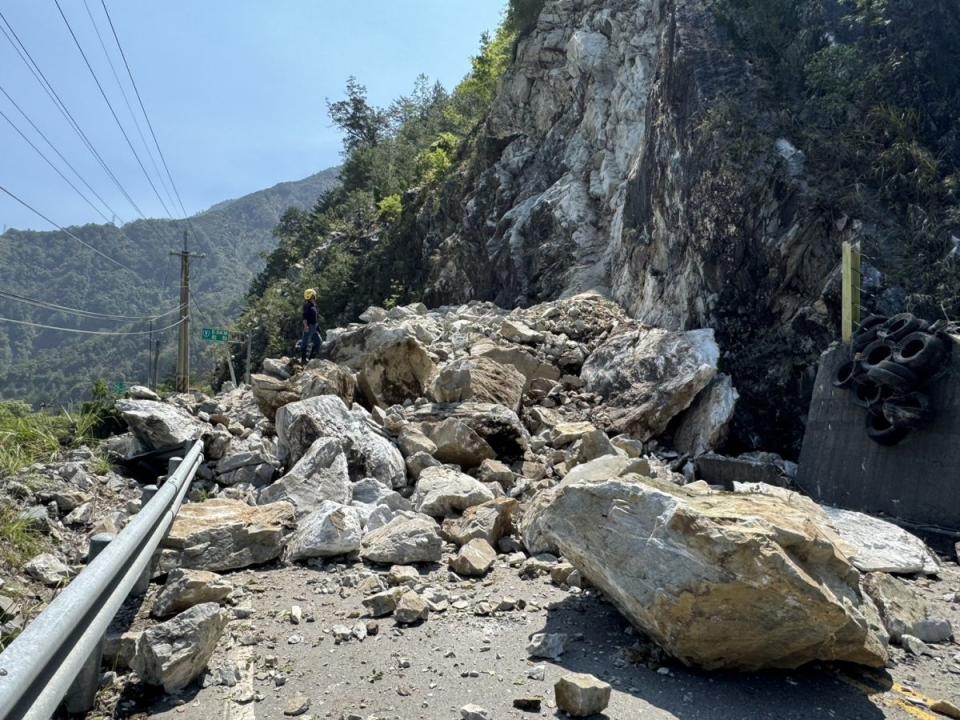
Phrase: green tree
[{"left": 327, "top": 77, "right": 390, "bottom": 153}]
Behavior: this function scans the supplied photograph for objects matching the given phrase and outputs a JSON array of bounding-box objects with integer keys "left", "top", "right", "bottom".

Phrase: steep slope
[
  {"left": 241, "top": 0, "right": 959, "bottom": 456},
  {"left": 0, "top": 168, "right": 339, "bottom": 403},
  {"left": 411, "top": 0, "right": 960, "bottom": 454}
]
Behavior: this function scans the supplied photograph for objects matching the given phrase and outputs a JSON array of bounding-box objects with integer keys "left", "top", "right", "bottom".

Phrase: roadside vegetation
[{"left": 0, "top": 382, "right": 121, "bottom": 477}]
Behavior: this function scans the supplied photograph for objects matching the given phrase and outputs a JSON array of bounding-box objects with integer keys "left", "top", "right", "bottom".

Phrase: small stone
[
  {"left": 527, "top": 633, "right": 568, "bottom": 660},
  {"left": 283, "top": 694, "right": 310, "bottom": 716},
  {"left": 901, "top": 634, "right": 933, "bottom": 656},
  {"left": 362, "top": 588, "right": 404, "bottom": 618},
  {"left": 290, "top": 605, "right": 303, "bottom": 624},
  {"left": 331, "top": 625, "right": 353, "bottom": 643},
  {"left": 394, "top": 591, "right": 429, "bottom": 625},
  {"left": 450, "top": 538, "right": 497, "bottom": 577},
  {"left": 24, "top": 553, "right": 71, "bottom": 587},
  {"left": 527, "top": 665, "right": 545, "bottom": 681},
  {"left": 460, "top": 704, "right": 491, "bottom": 720},
  {"left": 513, "top": 696, "right": 542, "bottom": 712},
  {"left": 554, "top": 673, "right": 612, "bottom": 717}
]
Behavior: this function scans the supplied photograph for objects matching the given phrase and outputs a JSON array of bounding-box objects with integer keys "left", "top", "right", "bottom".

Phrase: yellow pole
[{"left": 841, "top": 241, "right": 862, "bottom": 343}]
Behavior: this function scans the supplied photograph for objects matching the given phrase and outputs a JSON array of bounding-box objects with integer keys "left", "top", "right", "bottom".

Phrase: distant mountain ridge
[{"left": 0, "top": 167, "right": 339, "bottom": 404}]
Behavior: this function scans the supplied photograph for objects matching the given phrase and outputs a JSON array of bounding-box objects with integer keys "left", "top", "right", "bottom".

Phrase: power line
[
  {"left": 0, "top": 183, "right": 142, "bottom": 278},
  {"left": 0, "top": 11, "right": 146, "bottom": 219},
  {"left": 100, "top": 0, "right": 188, "bottom": 219},
  {"left": 82, "top": 0, "right": 178, "bottom": 214},
  {"left": 52, "top": 0, "right": 174, "bottom": 219},
  {"left": 0, "top": 314, "right": 185, "bottom": 336},
  {"left": 0, "top": 83, "right": 125, "bottom": 224},
  {"left": 0, "top": 105, "right": 112, "bottom": 224},
  {"left": 0, "top": 289, "right": 179, "bottom": 321}
]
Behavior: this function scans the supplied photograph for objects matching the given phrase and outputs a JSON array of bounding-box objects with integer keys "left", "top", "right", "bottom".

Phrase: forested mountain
[
  {"left": 242, "top": 0, "right": 960, "bottom": 456},
  {"left": 0, "top": 167, "right": 338, "bottom": 404}
]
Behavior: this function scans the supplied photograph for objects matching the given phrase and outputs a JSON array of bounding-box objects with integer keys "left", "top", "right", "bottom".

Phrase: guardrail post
[
  {"left": 140, "top": 484, "right": 158, "bottom": 505},
  {"left": 63, "top": 534, "right": 113, "bottom": 713}
]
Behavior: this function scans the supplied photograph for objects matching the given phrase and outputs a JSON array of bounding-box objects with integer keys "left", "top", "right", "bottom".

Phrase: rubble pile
[{"left": 5, "top": 293, "right": 955, "bottom": 708}]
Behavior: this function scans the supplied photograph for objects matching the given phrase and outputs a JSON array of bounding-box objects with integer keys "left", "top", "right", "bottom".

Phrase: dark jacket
[{"left": 302, "top": 300, "right": 318, "bottom": 326}]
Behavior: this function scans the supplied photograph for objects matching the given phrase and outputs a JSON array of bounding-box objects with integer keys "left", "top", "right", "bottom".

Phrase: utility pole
[
  {"left": 152, "top": 336, "right": 161, "bottom": 389},
  {"left": 245, "top": 333, "right": 252, "bottom": 386},
  {"left": 147, "top": 320, "right": 154, "bottom": 388},
  {"left": 171, "top": 230, "right": 205, "bottom": 393}
]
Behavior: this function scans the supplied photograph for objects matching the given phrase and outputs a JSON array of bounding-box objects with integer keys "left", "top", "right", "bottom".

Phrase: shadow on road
[{"left": 532, "top": 593, "right": 888, "bottom": 720}]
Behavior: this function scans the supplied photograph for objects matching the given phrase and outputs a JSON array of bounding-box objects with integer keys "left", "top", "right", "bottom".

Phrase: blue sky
[{"left": 0, "top": 1, "right": 505, "bottom": 231}]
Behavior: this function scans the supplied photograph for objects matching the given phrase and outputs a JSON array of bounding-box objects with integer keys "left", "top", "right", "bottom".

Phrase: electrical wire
[
  {"left": 0, "top": 10, "right": 146, "bottom": 219},
  {"left": 0, "top": 183, "right": 142, "bottom": 278},
  {"left": 100, "top": 0, "right": 189, "bottom": 219},
  {"left": 53, "top": 0, "right": 174, "bottom": 219},
  {"left": 0, "top": 314, "right": 185, "bottom": 336},
  {"left": 82, "top": 0, "right": 178, "bottom": 214},
  {"left": 0, "top": 289, "right": 179, "bottom": 321},
  {"left": 0, "top": 83, "right": 125, "bottom": 224},
  {"left": 0, "top": 105, "right": 112, "bottom": 224}
]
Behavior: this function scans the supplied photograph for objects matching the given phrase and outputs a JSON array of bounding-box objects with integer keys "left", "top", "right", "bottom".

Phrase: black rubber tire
[
  {"left": 866, "top": 407, "right": 910, "bottom": 446},
  {"left": 858, "top": 314, "right": 888, "bottom": 333},
  {"left": 833, "top": 359, "right": 862, "bottom": 389},
  {"left": 883, "top": 392, "right": 933, "bottom": 429},
  {"left": 852, "top": 378, "right": 884, "bottom": 407},
  {"left": 867, "top": 360, "right": 918, "bottom": 392},
  {"left": 852, "top": 326, "right": 880, "bottom": 353},
  {"left": 878, "top": 313, "right": 927, "bottom": 342},
  {"left": 893, "top": 331, "right": 946, "bottom": 375},
  {"left": 859, "top": 339, "right": 895, "bottom": 370}
]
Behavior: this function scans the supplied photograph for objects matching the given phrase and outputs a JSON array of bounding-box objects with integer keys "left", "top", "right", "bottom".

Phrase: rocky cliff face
[{"left": 417, "top": 0, "right": 855, "bottom": 454}]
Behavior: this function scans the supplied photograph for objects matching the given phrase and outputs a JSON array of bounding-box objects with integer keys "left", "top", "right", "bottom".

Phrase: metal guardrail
[{"left": 0, "top": 440, "right": 204, "bottom": 720}]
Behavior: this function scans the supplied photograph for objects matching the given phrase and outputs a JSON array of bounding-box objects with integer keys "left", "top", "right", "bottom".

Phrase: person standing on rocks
[{"left": 299, "top": 288, "right": 322, "bottom": 364}]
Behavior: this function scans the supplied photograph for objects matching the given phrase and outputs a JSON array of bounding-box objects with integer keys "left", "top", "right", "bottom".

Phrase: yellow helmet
[{"left": 304, "top": 288, "right": 316, "bottom": 300}]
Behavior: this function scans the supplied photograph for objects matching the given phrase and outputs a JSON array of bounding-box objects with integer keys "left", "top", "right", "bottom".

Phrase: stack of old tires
[{"left": 834, "top": 313, "right": 952, "bottom": 446}]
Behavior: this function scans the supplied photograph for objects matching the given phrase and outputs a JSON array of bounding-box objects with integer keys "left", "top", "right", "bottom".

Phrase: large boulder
[
  {"left": 296, "top": 360, "right": 357, "bottom": 405},
  {"left": 413, "top": 466, "right": 495, "bottom": 518},
  {"left": 441, "top": 497, "right": 518, "bottom": 546},
  {"left": 258, "top": 438, "right": 352, "bottom": 512},
  {"left": 324, "top": 323, "right": 414, "bottom": 370},
  {"left": 250, "top": 373, "right": 300, "bottom": 421},
  {"left": 275, "top": 396, "right": 405, "bottom": 488},
  {"left": 116, "top": 399, "right": 207, "bottom": 450},
  {"left": 525, "top": 473, "right": 889, "bottom": 670},
  {"left": 429, "top": 356, "right": 525, "bottom": 412},
  {"left": 471, "top": 341, "right": 561, "bottom": 385},
  {"left": 581, "top": 328, "right": 719, "bottom": 439},
  {"left": 131, "top": 603, "right": 227, "bottom": 692},
  {"left": 357, "top": 337, "right": 435, "bottom": 408},
  {"left": 673, "top": 374, "right": 739, "bottom": 456},
  {"left": 284, "top": 501, "right": 363, "bottom": 561},
  {"left": 822, "top": 506, "right": 940, "bottom": 576},
  {"left": 423, "top": 418, "right": 496, "bottom": 468},
  {"left": 360, "top": 514, "right": 443, "bottom": 565},
  {"left": 403, "top": 403, "right": 529, "bottom": 459},
  {"left": 214, "top": 450, "right": 281, "bottom": 487},
  {"left": 164, "top": 499, "right": 296, "bottom": 572},
  {"left": 152, "top": 569, "right": 234, "bottom": 619}
]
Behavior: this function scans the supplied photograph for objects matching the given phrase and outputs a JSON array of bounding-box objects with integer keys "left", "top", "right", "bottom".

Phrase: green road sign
[{"left": 201, "top": 327, "right": 231, "bottom": 343}]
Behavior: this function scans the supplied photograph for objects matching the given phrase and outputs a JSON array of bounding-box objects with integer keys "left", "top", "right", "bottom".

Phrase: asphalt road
[{"left": 97, "top": 557, "right": 960, "bottom": 720}]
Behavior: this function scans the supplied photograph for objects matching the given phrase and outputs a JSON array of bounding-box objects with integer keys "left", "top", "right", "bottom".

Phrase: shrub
[{"left": 378, "top": 194, "right": 403, "bottom": 224}]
